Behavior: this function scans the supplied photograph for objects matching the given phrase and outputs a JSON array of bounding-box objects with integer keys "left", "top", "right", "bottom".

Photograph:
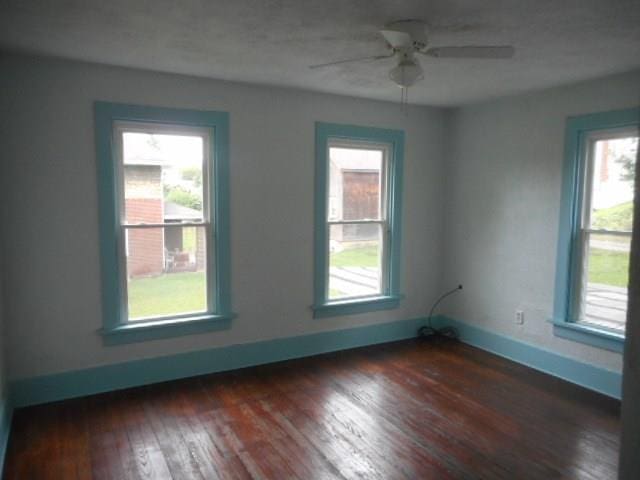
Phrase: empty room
[{"left": 0, "top": 1, "right": 639, "bottom": 479}]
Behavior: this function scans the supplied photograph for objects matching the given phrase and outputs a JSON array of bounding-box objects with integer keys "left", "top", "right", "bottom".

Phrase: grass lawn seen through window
[
  {"left": 588, "top": 248, "right": 629, "bottom": 288},
  {"left": 127, "top": 271, "right": 207, "bottom": 320},
  {"left": 330, "top": 245, "right": 379, "bottom": 268}
]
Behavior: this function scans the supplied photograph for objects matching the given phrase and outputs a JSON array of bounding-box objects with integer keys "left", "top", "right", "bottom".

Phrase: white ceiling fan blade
[
  {"left": 309, "top": 53, "right": 394, "bottom": 69},
  {"left": 425, "top": 46, "right": 515, "bottom": 59},
  {"left": 380, "top": 29, "right": 412, "bottom": 48}
]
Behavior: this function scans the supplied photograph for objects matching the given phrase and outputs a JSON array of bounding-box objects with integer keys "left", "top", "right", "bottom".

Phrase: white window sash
[
  {"left": 324, "top": 141, "right": 391, "bottom": 301},
  {"left": 582, "top": 228, "right": 632, "bottom": 236},
  {"left": 114, "top": 121, "right": 214, "bottom": 322},
  {"left": 327, "top": 220, "right": 387, "bottom": 226},
  {"left": 123, "top": 222, "right": 210, "bottom": 229},
  {"left": 573, "top": 128, "right": 636, "bottom": 327}
]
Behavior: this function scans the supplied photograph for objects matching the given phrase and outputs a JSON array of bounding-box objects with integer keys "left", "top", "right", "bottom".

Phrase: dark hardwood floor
[{"left": 4, "top": 339, "right": 620, "bottom": 479}]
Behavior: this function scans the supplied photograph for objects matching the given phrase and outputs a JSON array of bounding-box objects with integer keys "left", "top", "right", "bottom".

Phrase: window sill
[
  {"left": 549, "top": 319, "right": 625, "bottom": 353},
  {"left": 100, "top": 313, "right": 235, "bottom": 345},
  {"left": 312, "top": 295, "right": 402, "bottom": 319}
]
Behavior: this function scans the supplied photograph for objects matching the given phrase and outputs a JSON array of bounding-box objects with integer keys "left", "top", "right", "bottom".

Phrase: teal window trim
[
  {"left": 94, "top": 102, "right": 234, "bottom": 344},
  {"left": 312, "top": 122, "right": 404, "bottom": 318},
  {"left": 553, "top": 107, "right": 639, "bottom": 352},
  {"left": 549, "top": 319, "right": 625, "bottom": 353}
]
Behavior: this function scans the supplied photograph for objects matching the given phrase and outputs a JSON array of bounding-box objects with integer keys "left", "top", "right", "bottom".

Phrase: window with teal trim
[
  {"left": 313, "top": 122, "right": 404, "bottom": 318},
  {"left": 95, "top": 102, "right": 234, "bottom": 344},
  {"left": 553, "top": 107, "right": 639, "bottom": 352}
]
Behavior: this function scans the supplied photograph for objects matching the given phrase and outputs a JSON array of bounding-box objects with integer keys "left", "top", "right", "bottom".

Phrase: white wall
[
  {"left": 619, "top": 144, "right": 640, "bottom": 479},
  {"left": 0, "top": 109, "right": 7, "bottom": 406},
  {"left": 442, "top": 70, "right": 640, "bottom": 372},
  {"left": 0, "top": 250, "right": 6, "bottom": 407},
  {"left": 0, "top": 54, "right": 447, "bottom": 380}
]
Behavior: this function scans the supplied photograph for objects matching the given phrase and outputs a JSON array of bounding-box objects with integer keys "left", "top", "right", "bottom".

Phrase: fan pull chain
[
  {"left": 405, "top": 87, "right": 409, "bottom": 115},
  {"left": 400, "top": 87, "right": 409, "bottom": 115}
]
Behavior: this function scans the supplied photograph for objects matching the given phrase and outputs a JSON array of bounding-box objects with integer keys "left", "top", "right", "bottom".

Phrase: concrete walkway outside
[
  {"left": 584, "top": 283, "right": 628, "bottom": 332},
  {"left": 329, "top": 266, "right": 380, "bottom": 298}
]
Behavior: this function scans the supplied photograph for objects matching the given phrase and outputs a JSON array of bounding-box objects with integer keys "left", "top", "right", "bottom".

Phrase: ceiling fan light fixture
[{"left": 389, "top": 59, "right": 424, "bottom": 88}]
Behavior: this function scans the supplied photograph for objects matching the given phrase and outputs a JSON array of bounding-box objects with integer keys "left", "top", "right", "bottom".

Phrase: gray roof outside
[{"left": 164, "top": 201, "right": 202, "bottom": 220}]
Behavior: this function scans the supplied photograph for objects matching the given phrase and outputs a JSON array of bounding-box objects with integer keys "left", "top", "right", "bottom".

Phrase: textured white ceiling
[{"left": 1, "top": 0, "right": 639, "bottom": 106}]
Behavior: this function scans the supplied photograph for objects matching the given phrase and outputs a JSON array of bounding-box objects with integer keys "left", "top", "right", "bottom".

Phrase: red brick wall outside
[
  {"left": 126, "top": 197, "right": 163, "bottom": 225},
  {"left": 196, "top": 227, "right": 206, "bottom": 270},
  {"left": 126, "top": 198, "right": 164, "bottom": 277},
  {"left": 342, "top": 171, "right": 380, "bottom": 242}
]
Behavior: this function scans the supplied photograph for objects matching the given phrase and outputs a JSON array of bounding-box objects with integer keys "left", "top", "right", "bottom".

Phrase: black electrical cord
[{"left": 418, "top": 284, "right": 463, "bottom": 340}]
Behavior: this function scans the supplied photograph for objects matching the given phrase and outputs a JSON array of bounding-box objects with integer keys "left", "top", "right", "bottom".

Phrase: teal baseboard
[
  {"left": 0, "top": 399, "right": 13, "bottom": 477},
  {"left": 435, "top": 316, "right": 622, "bottom": 399},
  {"left": 10, "top": 317, "right": 427, "bottom": 408},
  {"left": 9, "top": 315, "right": 622, "bottom": 408}
]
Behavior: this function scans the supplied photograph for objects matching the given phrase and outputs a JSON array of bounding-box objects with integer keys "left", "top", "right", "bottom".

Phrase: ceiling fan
[{"left": 309, "top": 20, "right": 515, "bottom": 90}]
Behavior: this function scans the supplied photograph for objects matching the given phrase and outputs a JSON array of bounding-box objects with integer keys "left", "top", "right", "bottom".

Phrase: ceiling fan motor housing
[{"left": 384, "top": 19, "right": 429, "bottom": 51}]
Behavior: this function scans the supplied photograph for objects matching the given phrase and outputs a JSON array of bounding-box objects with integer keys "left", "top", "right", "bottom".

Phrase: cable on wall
[{"left": 418, "top": 284, "right": 463, "bottom": 340}]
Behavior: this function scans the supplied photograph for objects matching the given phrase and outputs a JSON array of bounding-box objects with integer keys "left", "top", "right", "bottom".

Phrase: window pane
[
  {"left": 328, "top": 223, "right": 382, "bottom": 300},
  {"left": 588, "top": 136, "right": 637, "bottom": 231},
  {"left": 582, "top": 232, "right": 630, "bottom": 333},
  {"left": 123, "top": 132, "right": 205, "bottom": 224},
  {"left": 328, "top": 146, "right": 383, "bottom": 221},
  {"left": 125, "top": 225, "right": 208, "bottom": 320}
]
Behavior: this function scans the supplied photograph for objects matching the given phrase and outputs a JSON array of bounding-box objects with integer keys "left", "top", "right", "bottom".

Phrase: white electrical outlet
[{"left": 515, "top": 310, "right": 525, "bottom": 325}]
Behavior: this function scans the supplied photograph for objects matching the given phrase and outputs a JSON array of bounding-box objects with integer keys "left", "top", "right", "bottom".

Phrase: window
[
  {"left": 574, "top": 133, "right": 637, "bottom": 332},
  {"left": 313, "top": 122, "right": 404, "bottom": 318},
  {"left": 553, "top": 107, "right": 639, "bottom": 351},
  {"left": 95, "top": 103, "right": 233, "bottom": 344}
]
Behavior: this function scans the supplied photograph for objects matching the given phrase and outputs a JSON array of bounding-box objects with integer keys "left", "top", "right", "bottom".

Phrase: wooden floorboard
[{"left": 3, "top": 339, "right": 620, "bottom": 479}]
